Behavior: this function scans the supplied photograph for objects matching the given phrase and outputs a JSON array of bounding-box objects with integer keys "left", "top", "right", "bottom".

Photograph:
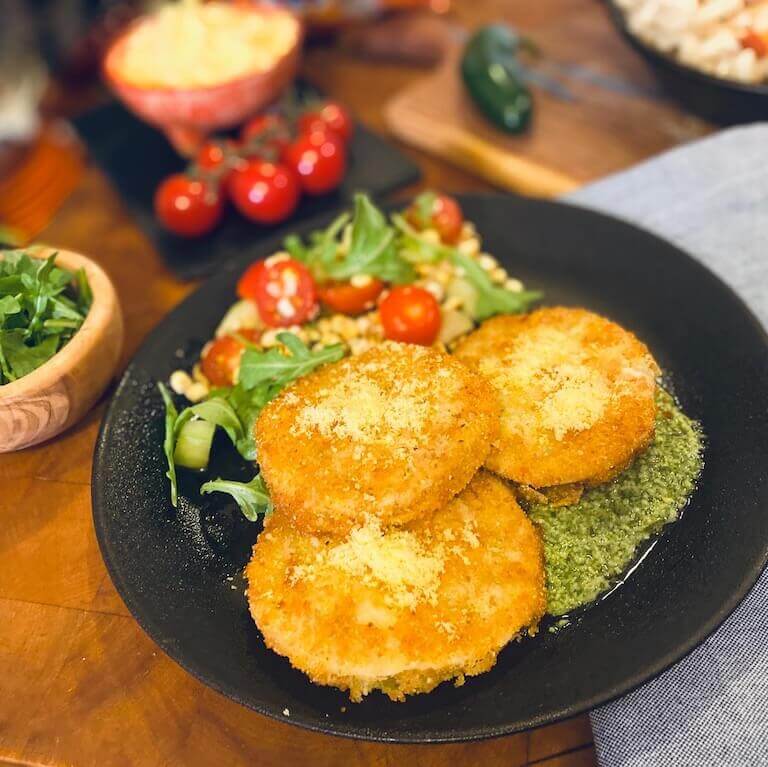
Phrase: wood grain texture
[
  {"left": 0, "top": 248, "right": 124, "bottom": 453},
  {"left": 385, "top": 1, "right": 711, "bottom": 193},
  {"left": 0, "top": 0, "right": 714, "bottom": 761}
]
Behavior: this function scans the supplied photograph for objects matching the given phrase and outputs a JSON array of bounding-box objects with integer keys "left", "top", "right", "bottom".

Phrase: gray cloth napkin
[{"left": 566, "top": 124, "right": 768, "bottom": 767}]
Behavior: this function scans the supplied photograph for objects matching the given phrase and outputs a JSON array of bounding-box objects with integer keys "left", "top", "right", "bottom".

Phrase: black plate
[
  {"left": 92, "top": 194, "right": 768, "bottom": 743},
  {"left": 74, "top": 99, "right": 420, "bottom": 281},
  {"left": 605, "top": 1, "right": 768, "bottom": 124}
]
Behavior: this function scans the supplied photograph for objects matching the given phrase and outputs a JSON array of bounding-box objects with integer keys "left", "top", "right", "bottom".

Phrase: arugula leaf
[
  {"left": 391, "top": 212, "right": 453, "bottom": 265},
  {"left": 200, "top": 474, "right": 273, "bottom": 522},
  {"left": 0, "top": 295, "right": 20, "bottom": 322},
  {"left": 221, "top": 382, "right": 276, "bottom": 461},
  {"left": 158, "top": 383, "right": 179, "bottom": 507},
  {"left": 173, "top": 396, "right": 258, "bottom": 462},
  {"left": 282, "top": 194, "right": 414, "bottom": 284},
  {"left": 0, "top": 331, "right": 60, "bottom": 380},
  {"left": 451, "top": 251, "right": 542, "bottom": 320},
  {"left": 0, "top": 249, "right": 91, "bottom": 385},
  {"left": 174, "top": 397, "right": 242, "bottom": 442},
  {"left": 75, "top": 267, "right": 93, "bottom": 312},
  {"left": 413, "top": 190, "right": 437, "bottom": 228},
  {"left": 239, "top": 332, "right": 345, "bottom": 390}
]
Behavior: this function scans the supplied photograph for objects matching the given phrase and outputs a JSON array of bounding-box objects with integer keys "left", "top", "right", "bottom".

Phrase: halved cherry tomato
[
  {"left": 200, "top": 328, "right": 260, "bottom": 387},
  {"left": 154, "top": 174, "right": 223, "bottom": 237},
  {"left": 298, "top": 101, "right": 354, "bottom": 143},
  {"left": 318, "top": 277, "right": 384, "bottom": 315},
  {"left": 237, "top": 257, "right": 318, "bottom": 327},
  {"left": 379, "top": 285, "right": 441, "bottom": 346},
  {"left": 407, "top": 193, "right": 464, "bottom": 244},
  {"left": 240, "top": 113, "right": 291, "bottom": 156},
  {"left": 282, "top": 127, "right": 346, "bottom": 195},
  {"left": 228, "top": 159, "right": 300, "bottom": 224}
]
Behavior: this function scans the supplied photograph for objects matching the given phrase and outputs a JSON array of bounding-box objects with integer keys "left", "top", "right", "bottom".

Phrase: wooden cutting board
[{"left": 385, "top": 1, "right": 712, "bottom": 196}]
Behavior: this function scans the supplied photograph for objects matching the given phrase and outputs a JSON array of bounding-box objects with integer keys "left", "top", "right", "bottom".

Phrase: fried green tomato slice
[
  {"left": 254, "top": 341, "right": 500, "bottom": 534},
  {"left": 246, "top": 471, "right": 546, "bottom": 702},
  {"left": 454, "top": 307, "right": 660, "bottom": 488}
]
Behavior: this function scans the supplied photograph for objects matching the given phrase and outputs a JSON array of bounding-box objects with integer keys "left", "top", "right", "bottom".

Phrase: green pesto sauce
[{"left": 528, "top": 389, "right": 703, "bottom": 616}]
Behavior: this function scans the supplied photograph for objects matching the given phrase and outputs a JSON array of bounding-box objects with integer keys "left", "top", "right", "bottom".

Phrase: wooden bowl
[
  {"left": 103, "top": 5, "right": 303, "bottom": 155},
  {"left": 0, "top": 248, "right": 124, "bottom": 452}
]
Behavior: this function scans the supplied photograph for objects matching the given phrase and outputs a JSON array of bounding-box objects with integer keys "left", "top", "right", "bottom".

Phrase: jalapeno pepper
[{"left": 461, "top": 24, "right": 534, "bottom": 134}]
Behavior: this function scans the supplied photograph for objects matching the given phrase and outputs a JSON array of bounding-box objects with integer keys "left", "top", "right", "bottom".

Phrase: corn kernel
[
  {"left": 478, "top": 254, "right": 498, "bottom": 271},
  {"left": 186, "top": 382, "right": 209, "bottom": 403},
  {"left": 423, "top": 280, "right": 445, "bottom": 301},
  {"left": 169, "top": 370, "right": 192, "bottom": 395},
  {"left": 350, "top": 274, "right": 374, "bottom": 288}
]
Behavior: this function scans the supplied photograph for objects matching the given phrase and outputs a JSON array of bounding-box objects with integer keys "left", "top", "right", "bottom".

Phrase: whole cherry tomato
[
  {"left": 297, "top": 101, "right": 354, "bottom": 143},
  {"left": 237, "top": 256, "right": 318, "bottom": 327},
  {"left": 282, "top": 127, "right": 346, "bottom": 196},
  {"left": 228, "top": 160, "right": 300, "bottom": 224},
  {"left": 200, "top": 328, "right": 260, "bottom": 387},
  {"left": 318, "top": 277, "right": 384, "bottom": 316},
  {"left": 379, "top": 285, "right": 442, "bottom": 346},
  {"left": 154, "top": 174, "right": 223, "bottom": 237},
  {"left": 407, "top": 193, "right": 464, "bottom": 244},
  {"left": 196, "top": 141, "right": 227, "bottom": 171},
  {"left": 240, "top": 113, "right": 291, "bottom": 156},
  {"left": 195, "top": 140, "right": 238, "bottom": 187}
]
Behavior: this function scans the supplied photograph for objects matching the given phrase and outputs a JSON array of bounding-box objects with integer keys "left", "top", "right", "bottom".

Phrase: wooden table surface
[{"left": 0, "top": 1, "right": 702, "bottom": 763}]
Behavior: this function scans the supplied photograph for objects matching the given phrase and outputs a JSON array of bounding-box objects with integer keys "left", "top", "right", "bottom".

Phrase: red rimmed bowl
[{"left": 103, "top": 4, "right": 303, "bottom": 155}]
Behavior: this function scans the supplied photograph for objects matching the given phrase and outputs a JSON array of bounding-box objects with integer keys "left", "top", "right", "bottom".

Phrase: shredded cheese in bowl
[{"left": 115, "top": 0, "right": 300, "bottom": 89}]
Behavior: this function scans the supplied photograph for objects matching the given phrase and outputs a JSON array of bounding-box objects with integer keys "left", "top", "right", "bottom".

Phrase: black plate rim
[
  {"left": 92, "top": 192, "right": 768, "bottom": 743},
  {"left": 605, "top": 0, "right": 768, "bottom": 97}
]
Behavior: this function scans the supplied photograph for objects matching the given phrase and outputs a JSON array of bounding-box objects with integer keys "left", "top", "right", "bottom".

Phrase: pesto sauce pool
[{"left": 527, "top": 389, "right": 703, "bottom": 616}]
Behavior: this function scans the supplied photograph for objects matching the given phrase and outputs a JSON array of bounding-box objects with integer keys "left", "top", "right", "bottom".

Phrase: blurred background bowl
[
  {"left": 606, "top": 0, "right": 768, "bottom": 125},
  {"left": 103, "top": 5, "right": 303, "bottom": 155}
]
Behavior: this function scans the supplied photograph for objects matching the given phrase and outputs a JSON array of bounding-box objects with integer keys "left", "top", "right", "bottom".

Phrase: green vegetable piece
[
  {"left": 461, "top": 24, "right": 534, "bottom": 134},
  {"left": 158, "top": 383, "right": 179, "bottom": 507},
  {"left": 391, "top": 212, "right": 454, "bottom": 265},
  {"left": 282, "top": 194, "right": 414, "bottom": 284},
  {"left": 201, "top": 474, "right": 273, "bottom": 522},
  {"left": 413, "top": 191, "right": 437, "bottom": 229},
  {"left": 239, "top": 332, "right": 345, "bottom": 390},
  {"left": 173, "top": 418, "right": 216, "bottom": 470},
  {"left": 451, "top": 251, "right": 541, "bottom": 320},
  {"left": 0, "top": 331, "right": 60, "bottom": 380},
  {"left": 0, "top": 248, "right": 91, "bottom": 385}
]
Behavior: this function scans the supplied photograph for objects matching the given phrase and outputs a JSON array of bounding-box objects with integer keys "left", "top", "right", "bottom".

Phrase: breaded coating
[
  {"left": 246, "top": 471, "right": 546, "bottom": 702},
  {"left": 255, "top": 342, "right": 500, "bottom": 534},
  {"left": 454, "top": 307, "right": 659, "bottom": 488}
]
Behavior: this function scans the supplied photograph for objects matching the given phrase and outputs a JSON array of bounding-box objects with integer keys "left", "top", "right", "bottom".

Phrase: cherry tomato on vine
[
  {"left": 195, "top": 140, "right": 238, "bottom": 186},
  {"left": 282, "top": 127, "right": 346, "bottom": 195},
  {"left": 228, "top": 159, "right": 300, "bottom": 224},
  {"left": 240, "top": 113, "right": 291, "bottom": 156},
  {"left": 318, "top": 277, "right": 384, "bottom": 315},
  {"left": 379, "top": 285, "right": 441, "bottom": 346},
  {"left": 298, "top": 101, "right": 354, "bottom": 143},
  {"left": 154, "top": 174, "right": 223, "bottom": 237},
  {"left": 237, "top": 257, "right": 318, "bottom": 327},
  {"left": 407, "top": 193, "right": 464, "bottom": 244},
  {"left": 200, "top": 328, "right": 260, "bottom": 387}
]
